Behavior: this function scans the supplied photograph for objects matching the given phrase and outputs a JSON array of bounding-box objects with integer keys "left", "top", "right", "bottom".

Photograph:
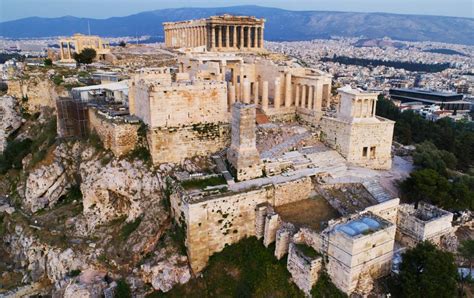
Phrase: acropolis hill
[{"left": 1, "top": 13, "right": 471, "bottom": 298}]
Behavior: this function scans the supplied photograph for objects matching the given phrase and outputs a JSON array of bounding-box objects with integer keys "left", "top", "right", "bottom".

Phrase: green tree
[
  {"left": 399, "top": 242, "right": 457, "bottom": 298},
  {"left": 73, "top": 48, "right": 97, "bottom": 64},
  {"left": 401, "top": 169, "right": 451, "bottom": 206},
  {"left": 119, "top": 40, "right": 126, "bottom": 47},
  {"left": 459, "top": 239, "right": 474, "bottom": 274},
  {"left": 44, "top": 58, "right": 53, "bottom": 66},
  {"left": 311, "top": 270, "right": 347, "bottom": 298},
  {"left": 413, "top": 141, "right": 457, "bottom": 175}
]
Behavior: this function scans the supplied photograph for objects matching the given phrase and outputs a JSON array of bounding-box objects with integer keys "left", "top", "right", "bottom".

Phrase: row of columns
[
  {"left": 352, "top": 99, "right": 377, "bottom": 118},
  {"left": 210, "top": 25, "right": 263, "bottom": 50},
  {"left": 59, "top": 41, "right": 74, "bottom": 60},
  {"left": 227, "top": 78, "right": 331, "bottom": 112},
  {"left": 165, "top": 26, "right": 207, "bottom": 48}
]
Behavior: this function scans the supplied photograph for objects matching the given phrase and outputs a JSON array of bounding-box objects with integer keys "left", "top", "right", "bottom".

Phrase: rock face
[
  {"left": 4, "top": 225, "right": 85, "bottom": 286},
  {"left": 7, "top": 76, "right": 66, "bottom": 112},
  {"left": 141, "top": 249, "right": 191, "bottom": 292},
  {"left": 80, "top": 159, "right": 162, "bottom": 230},
  {"left": 24, "top": 161, "right": 69, "bottom": 212},
  {"left": 0, "top": 95, "right": 22, "bottom": 152}
]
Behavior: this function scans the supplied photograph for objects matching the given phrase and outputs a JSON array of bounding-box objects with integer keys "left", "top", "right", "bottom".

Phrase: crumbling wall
[
  {"left": 287, "top": 243, "right": 323, "bottom": 296},
  {"left": 88, "top": 109, "right": 139, "bottom": 157}
]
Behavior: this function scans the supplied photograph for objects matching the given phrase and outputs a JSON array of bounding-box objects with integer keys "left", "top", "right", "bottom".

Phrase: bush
[
  {"left": 150, "top": 237, "right": 304, "bottom": 297},
  {"left": 44, "top": 58, "right": 53, "bottom": 66},
  {"left": 121, "top": 217, "right": 142, "bottom": 240},
  {"left": 181, "top": 176, "right": 226, "bottom": 190},
  {"left": 73, "top": 48, "right": 97, "bottom": 64},
  {"left": 116, "top": 279, "right": 132, "bottom": 298},
  {"left": 0, "top": 138, "right": 33, "bottom": 174}
]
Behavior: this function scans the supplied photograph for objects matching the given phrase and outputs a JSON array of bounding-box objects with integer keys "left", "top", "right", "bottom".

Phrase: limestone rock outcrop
[
  {"left": 0, "top": 95, "right": 22, "bottom": 152},
  {"left": 140, "top": 249, "right": 191, "bottom": 292},
  {"left": 80, "top": 159, "right": 162, "bottom": 230},
  {"left": 4, "top": 225, "right": 85, "bottom": 286},
  {"left": 23, "top": 161, "right": 69, "bottom": 212}
]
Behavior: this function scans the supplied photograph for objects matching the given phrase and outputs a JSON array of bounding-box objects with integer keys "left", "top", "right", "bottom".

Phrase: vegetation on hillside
[
  {"left": 147, "top": 237, "right": 304, "bottom": 297},
  {"left": 321, "top": 55, "right": 451, "bottom": 73},
  {"left": 390, "top": 242, "right": 458, "bottom": 298},
  {"left": 376, "top": 97, "right": 474, "bottom": 211}
]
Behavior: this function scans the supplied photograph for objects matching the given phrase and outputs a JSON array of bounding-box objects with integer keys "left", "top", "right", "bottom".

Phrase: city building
[{"left": 389, "top": 88, "right": 470, "bottom": 111}]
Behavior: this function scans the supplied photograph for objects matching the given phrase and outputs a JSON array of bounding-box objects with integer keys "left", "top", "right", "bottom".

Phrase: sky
[{"left": 1, "top": 0, "right": 473, "bottom": 22}]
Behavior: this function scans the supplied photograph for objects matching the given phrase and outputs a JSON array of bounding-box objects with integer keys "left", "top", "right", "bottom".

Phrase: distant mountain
[{"left": 1, "top": 6, "right": 473, "bottom": 45}]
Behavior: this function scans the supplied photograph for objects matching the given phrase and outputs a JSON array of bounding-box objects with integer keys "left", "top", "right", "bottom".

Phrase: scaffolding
[{"left": 56, "top": 97, "right": 89, "bottom": 138}]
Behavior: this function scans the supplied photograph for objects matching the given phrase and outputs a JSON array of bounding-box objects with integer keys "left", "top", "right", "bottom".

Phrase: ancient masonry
[
  {"left": 58, "top": 34, "right": 111, "bottom": 62},
  {"left": 164, "top": 15, "right": 265, "bottom": 51},
  {"left": 320, "top": 86, "right": 395, "bottom": 169},
  {"left": 129, "top": 67, "right": 230, "bottom": 164},
  {"left": 227, "top": 103, "right": 263, "bottom": 181}
]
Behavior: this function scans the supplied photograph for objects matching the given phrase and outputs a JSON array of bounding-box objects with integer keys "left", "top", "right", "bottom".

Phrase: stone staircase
[{"left": 362, "top": 181, "right": 393, "bottom": 203}]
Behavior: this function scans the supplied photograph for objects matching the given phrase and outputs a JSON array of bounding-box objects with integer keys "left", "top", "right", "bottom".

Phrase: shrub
[
  {"left": 116, "top": 279, "right": 132, "bottom": 298},
  {"left": 73, "top": 48, "right": 97, "bottom": 64},
  {"left": 0, "top": 138, "right": 33, "bottom": 173},
  {"left": 44, "top": 58, "right": 53, "bottom": 66},
  {"left": 121, "top": 217, "right": 142, "bottom": 240}
]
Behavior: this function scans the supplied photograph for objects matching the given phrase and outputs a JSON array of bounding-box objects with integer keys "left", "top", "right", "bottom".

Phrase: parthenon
[{"left": 163, "top": 15, "right": 265, "bottom": 51}]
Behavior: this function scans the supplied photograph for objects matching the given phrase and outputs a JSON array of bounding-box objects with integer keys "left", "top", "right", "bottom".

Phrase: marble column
[
  {"left": 228, "top": 82, "right": 236, "bottom": 109},
  {"left": 240, "top": 26, "right": 244, "bottom": 49},
  {"left": 372, "top": 99, "right": 377, "bottom": 117},
  {"left": 295, "top": 84, "right": 300, "bottom": 107},
  {"left": 211, "top": 25, "right": 216, "bottom": 49},
  {"left": 313, "top": 85, "right": 321, "bottom": 111},
  {"left": 259, "top": 26, "right": 264, "bottom": 48},
  {"left": 253, "top": 81, "right": 259, "bottom": 104},
  {"left": 243, "top": 79, "right": 251, "bottom": 104},
  {"left": 246, "top": 26, "right": 251, "bottom": 48},
  {"left": 262, "top": 81, "right": 269, "bottom": 110},
  {"left": 217, "top": 26, "right": 222, "bottom": 49},
  {"left": 274, "top": 79, "right": 281, "bottom": 109},
  {"left": 315, "top": 83, "right": 323, "bottom": 110},
  {"left": 284, "top": 72, "right": 292, "bottom": 107},
  {"left": 59, "top": 42, "right": 64, "bottom": 60},
  {"left": 233, "top": 26, "right": 237, "bottom": 48},
  {"left": 301, "top": 84, "right": 307, "bottom": 108},
  {"left": 253, "top": 27, "right": 258, "bottom": 48},
  {"left": 66, "top": 42, "right": 71, "bottom": 59},
  {"left": 308, "top": 86, "right": 314, "bottom": 109},
  {"left": 225, "top": 25, "right": 230, "bottom": 48}
]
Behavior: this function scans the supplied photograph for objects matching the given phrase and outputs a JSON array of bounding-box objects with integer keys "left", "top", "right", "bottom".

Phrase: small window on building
[
  {"left": 370, "top": 146, "right": 376, "bottom": 159},
  {"left": 362, "top": 147, "right": 368, "bottom": 157}
]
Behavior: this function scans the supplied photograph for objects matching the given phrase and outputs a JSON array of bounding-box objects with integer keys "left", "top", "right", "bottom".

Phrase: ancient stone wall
[
  {"left": 287, "top": 243, "right": 323, "bottom": 295},
  {"left": 320, "top": 117, "right": 394, "bottom": 170},
  {"left": 7, "top": 78, "right": 66, "bottom": 111},
  {"left": 147, "top": 123, "right": 230, "bottom": 164},
  {"left": 326, "top": 220, "right": 395, "bottom": 294},
  {"left": 396, "top": 203, "right": 453, "bottom": 247},
  {"left": 133, "top": 81, "right": 229, "bottom": 128},
  {"left": 88, "top": 108, "right": 139, "bottom": 157},
  {"left": 178, "top": 176, "right": 314, "bottom": 272}
]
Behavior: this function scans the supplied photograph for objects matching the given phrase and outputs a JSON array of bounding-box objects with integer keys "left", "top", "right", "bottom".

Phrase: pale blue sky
[{"left": 1, "top": 0, "right": 473, "bottom": 22}]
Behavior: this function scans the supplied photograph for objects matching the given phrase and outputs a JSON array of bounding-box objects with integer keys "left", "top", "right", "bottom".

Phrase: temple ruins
[
  {"left": 59, "top": 34, "right": 111, "bottom": 62},
  {"left": 164, "top": 15, "right": 265, "bottom": 51}
]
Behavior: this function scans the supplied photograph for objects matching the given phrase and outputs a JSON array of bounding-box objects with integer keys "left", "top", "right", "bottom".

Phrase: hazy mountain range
[{"left": 1, "top": 5, "right": 473, "bottom": 45}]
